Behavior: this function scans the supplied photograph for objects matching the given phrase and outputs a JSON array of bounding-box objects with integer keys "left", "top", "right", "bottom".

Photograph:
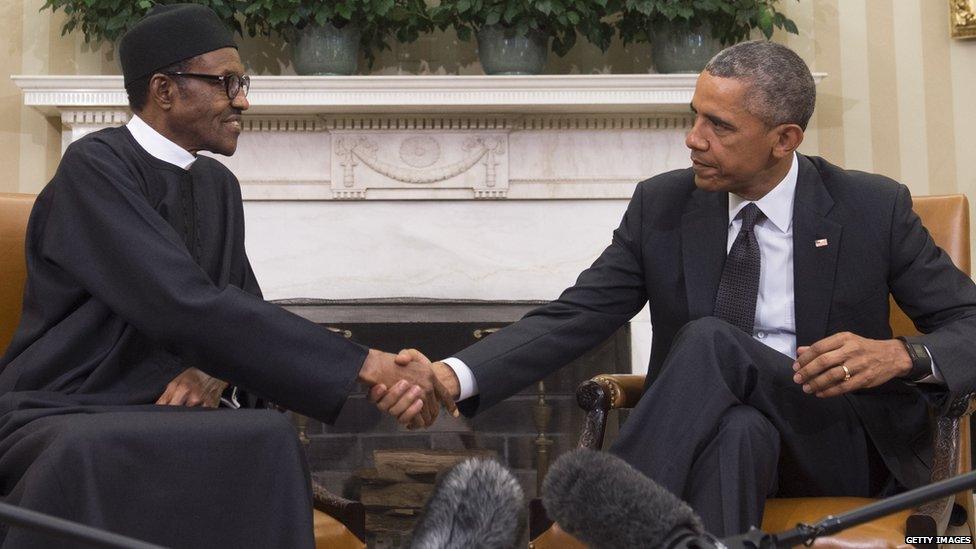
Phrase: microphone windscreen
[
  {"left": 406, "top": 458, "right": 525, "bottom": 549},
  {"left": 542, "top": 449, "right": 703, "bottom": 548}
]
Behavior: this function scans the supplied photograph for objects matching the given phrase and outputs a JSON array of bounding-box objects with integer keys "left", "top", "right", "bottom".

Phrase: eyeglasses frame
[{"left": 162, "top": 72, "right": 250, "bottom": 100}]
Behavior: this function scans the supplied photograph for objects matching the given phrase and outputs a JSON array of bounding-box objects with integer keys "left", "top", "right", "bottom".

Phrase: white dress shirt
[
  {"left": 727, "top": 152, "right": 798, "bottom": 358},
  {"left": 126, "top": 115, "right": 196, "bottom": 170}
]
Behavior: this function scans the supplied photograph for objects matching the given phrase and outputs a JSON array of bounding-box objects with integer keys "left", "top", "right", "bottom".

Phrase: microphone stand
[
  {"left": 0, "top": 500, "right": 165, "bottom": 548},
  {"left": 718, "top": 470, "right": 976, "bottom": 548}
]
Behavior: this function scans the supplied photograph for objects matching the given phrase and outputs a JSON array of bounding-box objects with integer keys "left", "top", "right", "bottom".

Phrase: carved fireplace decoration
[{"left": 332, "top": 132, "right": 508, "bottom": 199}]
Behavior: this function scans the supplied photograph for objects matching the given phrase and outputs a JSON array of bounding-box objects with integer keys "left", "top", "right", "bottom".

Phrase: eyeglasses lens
[{"left": 227, "top": 75, "right": 250, "bottom": 100}]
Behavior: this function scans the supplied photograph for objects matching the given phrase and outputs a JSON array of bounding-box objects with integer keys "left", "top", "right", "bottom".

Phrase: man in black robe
[{"left": 0, "top": 4, "right": 451, "bottom": 547}]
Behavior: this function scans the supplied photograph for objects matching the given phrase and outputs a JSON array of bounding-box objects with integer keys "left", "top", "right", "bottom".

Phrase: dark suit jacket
[{"left": 455, "top": 154, "right": 976, "bottom": 489}]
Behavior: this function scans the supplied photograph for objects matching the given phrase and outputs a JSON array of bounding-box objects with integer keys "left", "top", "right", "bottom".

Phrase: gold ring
[{"left": 841, "top": 365, "right": 852, "bottom": 382}]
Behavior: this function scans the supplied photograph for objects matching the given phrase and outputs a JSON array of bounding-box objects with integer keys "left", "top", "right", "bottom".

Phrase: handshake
[
  {"left": 357, "top": 348, "right": 461, "bottom": 429},
  {"left": 155, "top": 347, "right": 460, "bottom": 429}
]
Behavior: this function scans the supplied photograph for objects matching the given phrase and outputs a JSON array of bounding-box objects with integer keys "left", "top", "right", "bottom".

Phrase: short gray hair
[{"left": 704, "top": 41, "right": 816, "bottom": 130}]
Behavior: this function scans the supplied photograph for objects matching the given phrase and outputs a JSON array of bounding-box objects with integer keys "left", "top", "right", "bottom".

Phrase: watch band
[{"left": 897, "top": 336, "right": 932, "bottom": 382}]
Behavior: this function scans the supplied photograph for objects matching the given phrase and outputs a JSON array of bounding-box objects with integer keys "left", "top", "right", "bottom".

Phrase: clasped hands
[{"left": 358, "top": 348, "right": 461, "bottom": 429}]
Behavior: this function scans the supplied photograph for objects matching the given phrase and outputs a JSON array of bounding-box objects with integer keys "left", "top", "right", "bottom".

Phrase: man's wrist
[
  {"left": 895, "top": 337, "right": 932, "bottom": 382},
  {"left": 431, "top": 361, "right": 461, "bottom": 401},
  {"left": 357, "top": 348, "right": 384, "bottom": 385}
]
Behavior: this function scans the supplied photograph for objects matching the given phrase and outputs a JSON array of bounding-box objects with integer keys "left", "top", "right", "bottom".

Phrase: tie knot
[{"left": 738, "top": 203, "right": 763, "bottom": 231}]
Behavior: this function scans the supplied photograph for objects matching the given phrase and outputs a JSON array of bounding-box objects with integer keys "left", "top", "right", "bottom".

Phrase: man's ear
[
  {"left": 772, "top": 124, "right": 804, "bottom": 160},
  {"left": 148, "top": 74, "right": 177, "bottom": 111}
]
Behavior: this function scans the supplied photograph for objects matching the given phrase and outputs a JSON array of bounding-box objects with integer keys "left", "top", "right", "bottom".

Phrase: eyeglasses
[{"left": 163, "top": 72, "right": 250, "bottom": 100}]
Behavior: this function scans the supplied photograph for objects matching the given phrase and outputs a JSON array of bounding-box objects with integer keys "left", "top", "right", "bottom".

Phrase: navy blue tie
[{"left": 714, "top": 203, "right": 764, "bottom": 335}]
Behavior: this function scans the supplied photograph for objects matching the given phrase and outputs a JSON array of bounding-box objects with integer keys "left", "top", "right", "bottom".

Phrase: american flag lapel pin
[{"left": 815, "top": 238, "right": 828, "bottom": 248}]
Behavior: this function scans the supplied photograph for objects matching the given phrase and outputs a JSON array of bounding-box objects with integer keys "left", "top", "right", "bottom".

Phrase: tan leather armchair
[
  {"left": 532, "top": 195, "right": 976, "bottom": 548},
  {"left": 0, "top": 193, "right": 365, "bottom": 549},
  {"left": 0, "top": 193, "right": 32, "bottom": 354}
]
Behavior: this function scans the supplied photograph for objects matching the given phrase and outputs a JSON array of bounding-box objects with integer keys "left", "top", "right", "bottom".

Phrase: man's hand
[
  {"left": 358, "top": 349, "right": 457, "bottom": 427},
  {"left": 392, "top": 350, "right": 462, "bottom": 427},
  {"left": 792, "top": 332, "right": 912, "bottom": 398},
  {"left": 156, "top": 367, "right": 228, "bottom": 407}
]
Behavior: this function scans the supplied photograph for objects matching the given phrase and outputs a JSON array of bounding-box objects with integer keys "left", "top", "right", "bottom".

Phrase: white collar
[
  {"left": 125, "top": 114, "right": 196, "bottom": 170},
  {"left": 728, "top": 152, "right": 798, "bottom": 233}
]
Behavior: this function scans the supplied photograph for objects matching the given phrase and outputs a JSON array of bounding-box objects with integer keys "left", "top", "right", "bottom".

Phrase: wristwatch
[{"left": 897, "top": 336, "right": 933, "bottom": 383}]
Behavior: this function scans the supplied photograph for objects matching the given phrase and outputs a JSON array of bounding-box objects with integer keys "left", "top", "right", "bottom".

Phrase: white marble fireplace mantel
[{"left": 13, "top": 74, "right": 823, "bottom": 373}]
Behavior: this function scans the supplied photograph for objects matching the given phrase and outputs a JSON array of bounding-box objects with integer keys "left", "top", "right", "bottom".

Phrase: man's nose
[
  {"left": 233, "top": 94, "right": 250, "bottom": 111},
  {"left": 685, "top": 120, "right": 707, "bottom": 150}
]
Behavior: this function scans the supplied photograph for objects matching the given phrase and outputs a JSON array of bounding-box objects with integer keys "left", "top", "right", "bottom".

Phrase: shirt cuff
[
  {"left": 915, "top": 345, "right": 944, "bottom": 385},
  {"left": 441, "top": 357, "right": 479, "bottom": 401}
]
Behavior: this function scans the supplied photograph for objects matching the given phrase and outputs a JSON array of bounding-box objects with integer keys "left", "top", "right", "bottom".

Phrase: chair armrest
[
  {"left": 589, "top": 375, "right": 647, "bottom": 409},
  {"left": 928, "top": 392, "right": 976, "bottom": 487},
  {"left": 576, "top": 374, "right": 647, "bottom": 451},
  {"left": 312, "top": 481, "right": 366, "bottom": 543},
  {"left": 936, "top": 391, "right": 976, "bottom": 419},
  {"left": 906, "top": 391, "right": 976, "bottom": 539}
]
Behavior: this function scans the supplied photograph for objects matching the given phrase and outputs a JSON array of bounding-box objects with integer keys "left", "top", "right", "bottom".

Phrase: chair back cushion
[
  {"left": 0, "top": 194, "right": 35, "bottom": 354},
  {"left": 889, "top": 195, "right": 970, "bottom": 338}
]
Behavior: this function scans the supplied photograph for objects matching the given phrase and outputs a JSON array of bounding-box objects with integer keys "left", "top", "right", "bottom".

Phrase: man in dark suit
[{"left": 378, "top": 40, "right": 976, "bottom": 535}]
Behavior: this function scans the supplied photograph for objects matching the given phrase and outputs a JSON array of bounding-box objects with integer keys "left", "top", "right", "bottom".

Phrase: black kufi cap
[{"left": 119, "top": 3, "right": 237, "bottom": 86}]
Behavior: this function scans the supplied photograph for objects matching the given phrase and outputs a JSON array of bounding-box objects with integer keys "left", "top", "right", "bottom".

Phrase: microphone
[
  {"left": 542, "top": 448, "right": 715, "bottom": 548},
  {"left": 406, "top": 458, "right": 526, "bottom": 549},
  {"left": 543, "top": 449, "right": 976, "bottom": 548}
]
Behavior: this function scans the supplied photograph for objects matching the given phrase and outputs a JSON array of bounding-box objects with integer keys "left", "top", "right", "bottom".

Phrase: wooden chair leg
[{"left": 312, "top": 478, "right": 365, "bottom": 542}]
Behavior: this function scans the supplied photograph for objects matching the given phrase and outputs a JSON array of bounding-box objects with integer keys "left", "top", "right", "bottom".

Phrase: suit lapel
[
  {"left": 682, "top": 189, "right": 728, "bottom": 319},
  {"left": 792, "top": 155, "right": 842, "bottom": 347}
]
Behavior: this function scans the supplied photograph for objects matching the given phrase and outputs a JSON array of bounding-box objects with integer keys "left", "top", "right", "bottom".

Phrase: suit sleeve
[
  {"left": 455, "top": 183, "right": 649, "bottom": 414},
  {"left": 888, "top": 185, "right": 976, "bottom": 393},
  {"left": 39, "top": 142, "right": 367, "bottom": 423}
]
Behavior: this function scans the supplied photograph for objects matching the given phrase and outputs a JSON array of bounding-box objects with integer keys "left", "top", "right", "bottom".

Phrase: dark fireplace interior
[{"left": 279, "top": 299, "right": 630, "bottom": 545}]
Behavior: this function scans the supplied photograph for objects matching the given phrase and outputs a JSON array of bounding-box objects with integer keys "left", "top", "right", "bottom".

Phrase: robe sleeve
[{"left": 38, "top": 140, "right": 367, "bottom": 423}]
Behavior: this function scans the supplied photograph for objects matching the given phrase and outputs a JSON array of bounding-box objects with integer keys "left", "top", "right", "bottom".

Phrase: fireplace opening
[{"left": 279, "top": 299, "right": 631, "bottom": 545}]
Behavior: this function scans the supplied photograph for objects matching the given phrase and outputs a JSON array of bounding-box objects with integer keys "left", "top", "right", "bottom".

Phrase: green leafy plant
[
  {"left": 40, "top": 0, "right": 241, "bottom": 44},
  {"left": 429, "top": 0, "right": 617, "bottom": 56},
  {"left": 614, "top": 0, "right": 799, "bottom": 47},
  {"left": 240, "top": 0, "right": 433, "bottom": 66}
]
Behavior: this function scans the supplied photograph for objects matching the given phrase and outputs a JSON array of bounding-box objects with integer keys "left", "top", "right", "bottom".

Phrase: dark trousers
[{"left": 609, "top": 317, "right": 889, "bottom": 536}]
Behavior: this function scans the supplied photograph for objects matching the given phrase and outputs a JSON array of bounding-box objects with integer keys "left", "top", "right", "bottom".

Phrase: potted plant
[
  {"left": 40, "top": 0, "right": 240, "bottom": 44},
  {"left": 429, "top": 0, "right": 616, "bottom": 75},
  {"left": 614, "top": 0, "right": 800, "bottom": 73},
  {"left": 241, "top": 0, "right": 433, "bottom": 75}
]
